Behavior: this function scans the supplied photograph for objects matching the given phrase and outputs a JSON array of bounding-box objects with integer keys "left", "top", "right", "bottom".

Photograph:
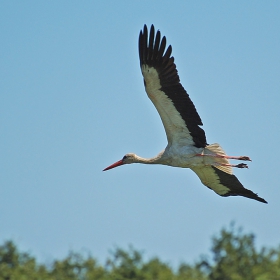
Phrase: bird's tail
[{"left": 203, "top": 143, "right": 233, "bottom": 174}]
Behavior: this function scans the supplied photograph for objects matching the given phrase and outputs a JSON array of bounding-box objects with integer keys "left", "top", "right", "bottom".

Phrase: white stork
[{"left": 103, "top": 24, "right": 267, "bottom": 204}]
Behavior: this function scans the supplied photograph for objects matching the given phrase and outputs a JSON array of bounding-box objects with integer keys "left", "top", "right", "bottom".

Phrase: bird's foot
[
  {"left": 238, "top": 156, "right": 252, "bottom": 161},
  {"left": 235, "top": 163, "right": 249, "bottom": 168},
  {"left": 218, "top": 163, "right": 248, "bottom": 168}
]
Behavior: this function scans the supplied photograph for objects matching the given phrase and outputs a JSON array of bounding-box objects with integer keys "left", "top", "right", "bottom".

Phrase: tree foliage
[
  {"left": 200, "top": 224, "right": 280, "bottom": 280},
  {"left": 1, "top": 224, "right": 280, "bottom": 279}
]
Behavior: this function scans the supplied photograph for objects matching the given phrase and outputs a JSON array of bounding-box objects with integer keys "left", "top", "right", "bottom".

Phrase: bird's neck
[{"left": 134, "top": 152, "right": 163, "bottom": 165}]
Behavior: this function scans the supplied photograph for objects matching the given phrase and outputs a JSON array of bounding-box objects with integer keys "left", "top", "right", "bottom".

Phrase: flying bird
[{"left": 103, "top": 24, "right": 267, "bottom": 204}]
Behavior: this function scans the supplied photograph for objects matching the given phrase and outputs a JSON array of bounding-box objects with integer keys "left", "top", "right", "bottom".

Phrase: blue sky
[{"left": 1, "top": 1, "right": 280, "bottom": 266}]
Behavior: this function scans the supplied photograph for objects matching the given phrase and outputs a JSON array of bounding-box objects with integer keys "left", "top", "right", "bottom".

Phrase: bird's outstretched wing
[
  {"left": 191, "top": 166, "right": 267, "bottom": 203},
  {"left": 139, "top": 24, "right": 207, "bottom": 148}
]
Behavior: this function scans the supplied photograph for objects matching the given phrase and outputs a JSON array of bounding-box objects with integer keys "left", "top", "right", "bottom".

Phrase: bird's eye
[{"left": 122, "top": 155, "right": 127, "bottom": 160}]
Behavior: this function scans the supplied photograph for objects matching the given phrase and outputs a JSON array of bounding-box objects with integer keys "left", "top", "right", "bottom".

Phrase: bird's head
[{"left": 103, "top": 153, "right": 137, "bottom": 171}]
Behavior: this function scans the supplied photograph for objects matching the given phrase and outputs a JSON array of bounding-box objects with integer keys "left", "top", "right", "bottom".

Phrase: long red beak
[{"left": 103, "top": 159, "right": 124, "bottom": 171}]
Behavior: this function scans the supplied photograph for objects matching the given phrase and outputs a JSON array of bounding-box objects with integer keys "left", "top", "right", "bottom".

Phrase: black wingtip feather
[
  {"left": 158, "top": 36, "right": 166, "bottom": 61},
  {"left": 147, "top": 25, "right": 155, "bottom": 61}
]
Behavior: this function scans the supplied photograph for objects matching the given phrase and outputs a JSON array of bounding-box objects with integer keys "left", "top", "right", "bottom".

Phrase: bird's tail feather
[{"left": 204, "top": 143, "right": 233, "bottom": 174}]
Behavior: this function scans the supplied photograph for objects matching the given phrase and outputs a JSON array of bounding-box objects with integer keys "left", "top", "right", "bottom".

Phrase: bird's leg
[{"left": 196, "top": 154, "right": 251, "bottom": 161}]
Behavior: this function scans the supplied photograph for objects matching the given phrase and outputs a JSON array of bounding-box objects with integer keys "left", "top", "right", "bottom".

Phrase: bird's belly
[
  {"left": 164, "top": 147, "right": 204, "bottom": 168},
  {"left": 170, "top": 155, "right": 204, "bottom": 168}
]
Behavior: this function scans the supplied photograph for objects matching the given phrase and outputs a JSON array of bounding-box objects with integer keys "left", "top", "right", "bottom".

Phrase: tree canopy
[{"left": 1, "top": 224, "right": 280, "bottom": 280}]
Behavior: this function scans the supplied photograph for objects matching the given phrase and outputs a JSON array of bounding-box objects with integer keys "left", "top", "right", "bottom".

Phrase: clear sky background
[{"left": 1, "top": 1, "right": 280, "bottom": 267}]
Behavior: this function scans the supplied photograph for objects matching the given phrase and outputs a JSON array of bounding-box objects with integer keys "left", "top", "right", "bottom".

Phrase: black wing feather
[{"left": 212, "top": 167, "right": 267, "bottom": 203}]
